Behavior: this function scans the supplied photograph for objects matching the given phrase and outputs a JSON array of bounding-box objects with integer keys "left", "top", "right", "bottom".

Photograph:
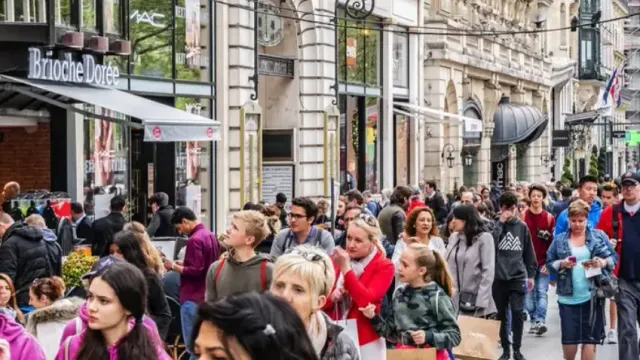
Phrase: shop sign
[
  {"left": 130, "top": 10, "right": 166, "bottom": 28},
  {"left": 552, "top": 130, "right": 570, "bottom": 147},
  {"left": 491, "top": 159, "right": 507, "bottom": 189},
  {"left": 346, "top": 38, "right": 357, "bottom": 68},
  {"left": 27, "top": 47, "right": 120, "bottom": 86},
  {"left": 258, "top": 54, "right": 294, "bottom": 77}
]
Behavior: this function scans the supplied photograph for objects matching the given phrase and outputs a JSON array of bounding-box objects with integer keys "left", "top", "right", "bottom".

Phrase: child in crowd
[
  {"left": 360, "top": 243, "right": 461, "bottom": 360},
  {"left": 55, "top": 262, "right": 170, "bottom": 360},
  {"left": 205, "top": 210, "right": 274, "bottom": 302},
  {"left": 0, "top": 273, "right": 24, "bottom": 323}
]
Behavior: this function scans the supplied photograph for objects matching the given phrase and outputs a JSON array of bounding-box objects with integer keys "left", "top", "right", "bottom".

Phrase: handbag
[
  {"left": 452, "top": 239, "right": 478, "bottom": 312},
  {"left": 594, "top": 274, "right": 618, "bottom": 299}
]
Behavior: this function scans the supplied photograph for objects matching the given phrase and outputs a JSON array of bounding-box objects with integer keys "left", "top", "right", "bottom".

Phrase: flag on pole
[{"left": 602, "top": 67, "right": 618, "bottom": 105}]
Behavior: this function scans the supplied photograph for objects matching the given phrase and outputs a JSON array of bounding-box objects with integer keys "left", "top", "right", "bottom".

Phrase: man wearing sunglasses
[{"left": 270, "top": 197, "right": 334, "bottom": 258}]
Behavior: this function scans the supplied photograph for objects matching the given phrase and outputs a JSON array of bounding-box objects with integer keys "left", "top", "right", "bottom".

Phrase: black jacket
[
  {"left": 425, "top": 191, "right": 448, "bottom": 224},
  {"left": 91, "top": 212, "right": 126, "bottom": 256},
  {"left": 0, "top": 223, "right": 54, "bottom": 307},
  {"left": 147, "top": 206, "right": 177, "bottom": 238},
  {"left": 75, "top": 216, "right": 93, "bottom": 241},
  {"left": 491, "top": 217, "right": 537, "bottom": 282}
]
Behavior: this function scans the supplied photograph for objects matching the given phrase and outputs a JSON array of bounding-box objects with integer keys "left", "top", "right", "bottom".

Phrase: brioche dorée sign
[{"left": 27, "top": 47, "right": 120, "bottom": 87}]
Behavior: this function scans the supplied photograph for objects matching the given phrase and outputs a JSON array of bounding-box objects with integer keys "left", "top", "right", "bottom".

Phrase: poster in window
[
  {"left": 346, "top": 38, "right": 357, "bottom": 68},
  {"left": 185, "top": 0, "right": 201, "bottom": 69},
  {"left": 94, "top": 114, "right": 114, "bottom": 187}
]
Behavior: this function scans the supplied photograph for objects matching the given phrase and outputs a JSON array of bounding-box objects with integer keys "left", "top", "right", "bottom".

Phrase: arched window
[{"left": 560, "top": 4, "right": 567, "bottom": 47}]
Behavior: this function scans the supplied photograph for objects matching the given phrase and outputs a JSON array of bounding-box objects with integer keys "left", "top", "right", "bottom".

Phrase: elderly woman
[
  {"left": 271, "top": 245, "right": 360, "bottom": 359},
  {"left": 546, "top": 199, "right": 616, "bottom": 360}
]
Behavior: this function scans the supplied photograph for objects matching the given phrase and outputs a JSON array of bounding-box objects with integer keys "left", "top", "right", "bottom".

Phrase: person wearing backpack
[
  {"left": 270, "top": 197, "right": 334, "bottom": 258},
  {"left": 596, "top": 171, "right": 640, "bottom": 359},
  {"left": 206, "top": 210, "right": 275, "bottom": 302}
]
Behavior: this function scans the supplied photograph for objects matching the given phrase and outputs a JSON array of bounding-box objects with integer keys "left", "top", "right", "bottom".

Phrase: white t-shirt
[{"left": 391, "top": 236, "right": 446, "bottom": 290}]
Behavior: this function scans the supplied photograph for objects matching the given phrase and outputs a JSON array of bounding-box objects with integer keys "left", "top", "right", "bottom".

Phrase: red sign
[{"left": 152, "top": 126, "right": 162, "bottom": 140}]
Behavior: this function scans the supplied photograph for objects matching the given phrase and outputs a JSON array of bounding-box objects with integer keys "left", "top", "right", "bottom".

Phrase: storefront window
[
  {"left": 175, "top": 97, "right": 212, "bottom": 222},
  {"left": 337, "top": 13, "right": 380, "bottom": 87},
  {"left": 105, "top": 0, "right": 121, "bottom": 34},
  {"left": 55, "top": 0, "right": 72, "bottom": 26},
  {"left": 0, "top": 0, "right": 46, "bottom": 22},
  {"left": 129, "top": 0, "right": 173, "bottom": 78},
  {"left": 341, "top": 95, "right": 379, "bottom": 192},
  {"left": 83, "top": 105, "right": 130, "bottom": 220},
  {"left": 175, "top": 0, "right": 211, "bottom": 81},
  {"left": 393, "top": 33, "right": 408, "bottom": 88},
  {"left": 394, "top": 113, "right": 409, "bottom": 185},
  {"left": 82, "top": 0, "right": 96, "bottom": 30}
]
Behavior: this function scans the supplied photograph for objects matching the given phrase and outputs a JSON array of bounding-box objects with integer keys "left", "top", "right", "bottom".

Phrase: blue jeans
[
  {"left": 180, "top": 301, "right": 198, "bottom": 360},
  {"left": 525, "top": 267, "right": 550, "bottom": 323}
]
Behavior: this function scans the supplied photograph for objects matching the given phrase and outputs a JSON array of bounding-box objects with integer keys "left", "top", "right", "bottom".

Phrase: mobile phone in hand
[{"left": 568, "top": 256, "right": 577, "bottom": 264}]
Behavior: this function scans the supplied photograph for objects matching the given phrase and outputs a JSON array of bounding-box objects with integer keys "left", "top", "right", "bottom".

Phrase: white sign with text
[{"left": 28, "top": 47, "right": 120, "bottom": 86}]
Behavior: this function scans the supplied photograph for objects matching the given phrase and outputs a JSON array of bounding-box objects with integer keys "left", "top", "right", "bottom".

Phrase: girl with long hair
[
  {"left": 0, "top": 274, "right": 24, "bottom": 323},
  {"left": 323, "top": 215, "right": 394, "bottom": 360},
  {"left": 270, "top": 245, "right": 360, "bottom": 359},
  {"left": 55, "top": 262, "right": 170, "bottom": 360},
  {"left": 445, "top": 204, "right": 496, "bottom": 318},
  {"left": 192, "top": 292, "right": 319, "bottom": 360},
  {"left": 27, "top": 277, "right": 83, "bottom": 359},
  {"left": 111, "top": 231, "right": 172, "bottom": 339},
  {"left": 361, "top": 244, "right": 461, "bottom": 360},
  {"left": 392, "top": 207, "right": 446, "bottom": 290},
  {"left": 256, "top": 205, "right": 281, "bottom": 254},
  {"left": 123, "top": 221, "right": 165, "bottom": 275}
]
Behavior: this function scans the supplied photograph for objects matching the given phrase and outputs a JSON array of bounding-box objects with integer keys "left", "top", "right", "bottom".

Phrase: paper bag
[
  {"left": 387, "top": 348, "right": 437, "bottom": 360},
  {"left": 452, "top": 315, "right": 500, "bottom": 360}
]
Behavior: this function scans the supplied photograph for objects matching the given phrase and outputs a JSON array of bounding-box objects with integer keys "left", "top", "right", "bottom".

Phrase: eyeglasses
[
  {"left": 357, "top": 213, "right": 378, "bottom": 227},
  {"left": 287, "top": 213, "right": 307, "bottom": 219}
]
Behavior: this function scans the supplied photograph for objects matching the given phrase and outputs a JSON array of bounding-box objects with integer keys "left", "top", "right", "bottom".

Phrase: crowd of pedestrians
[{"left": 0, "top": 173, "right": 639, "bottom": 360}]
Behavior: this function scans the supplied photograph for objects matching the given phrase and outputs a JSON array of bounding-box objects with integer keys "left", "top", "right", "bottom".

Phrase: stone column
[
  {"left": 409, "top": 27, "right": 422, "bottom": 185},
  {"left": 381, "top": 22, "right": 395, "bottom": 189},
  {"left": 483, "top": 78, "right": 502, "bottom": 185}
]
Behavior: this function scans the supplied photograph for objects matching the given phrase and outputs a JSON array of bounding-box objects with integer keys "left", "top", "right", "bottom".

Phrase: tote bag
[
  {"left": 387, "top": 348, "right": 437, "bottom": 360},
  {"left": 452, "top": 315, "right": 500, "bottom": 360},
  {"left": 335, "top": 304, "right": 362, "bottom": 359}
]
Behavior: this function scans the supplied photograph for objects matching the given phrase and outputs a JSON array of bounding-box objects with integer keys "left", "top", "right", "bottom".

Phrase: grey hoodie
[
  {"left": 205, "top": 250, "right": 274, "bottom": 302},
  {"left": 491, "top": 217, "right": 537, "bottom": 281}
]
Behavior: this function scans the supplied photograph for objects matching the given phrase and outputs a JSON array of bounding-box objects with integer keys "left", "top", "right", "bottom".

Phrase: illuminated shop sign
[{"left": 27, "top": 48, "right": 120, "bottom": 86}]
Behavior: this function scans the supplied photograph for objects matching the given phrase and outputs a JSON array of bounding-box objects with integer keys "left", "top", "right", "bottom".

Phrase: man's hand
[
  {"left": 540, "top": 265, "right": 548, "bottom": 275},
  {"left": 499, "top": 210, "right": 513, "bottom": 223},
  {"left": 163, "top": 258, "right": 173, "bottom": 271},
  {"left": 527, "top": 278, "right": 534, "bottom": 292}
]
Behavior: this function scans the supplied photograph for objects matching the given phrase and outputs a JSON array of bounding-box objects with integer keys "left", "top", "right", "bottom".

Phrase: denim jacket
[{"left": 546, "top": 228, "right": 616, "bottom": 297}]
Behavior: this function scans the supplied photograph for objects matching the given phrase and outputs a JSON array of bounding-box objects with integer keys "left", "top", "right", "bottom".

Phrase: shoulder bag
[{"left": 452, "top": 238, "right": 478, "bottom": 313}]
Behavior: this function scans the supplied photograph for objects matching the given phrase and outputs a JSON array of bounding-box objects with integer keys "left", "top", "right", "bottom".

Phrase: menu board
[{"left": 261, "top": 164, "right": 294, "bottom": 207}]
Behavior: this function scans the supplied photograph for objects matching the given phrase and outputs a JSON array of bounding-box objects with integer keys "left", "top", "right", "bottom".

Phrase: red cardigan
[
  {"left": 596, "top": 203, "right": 623, "bottom": 276},
  {"left": 323, "top": 250, "right": 395, "bottom": 346}
]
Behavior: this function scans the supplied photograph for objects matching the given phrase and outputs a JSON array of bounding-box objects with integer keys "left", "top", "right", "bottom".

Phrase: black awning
[
  {"left": 492, "top": 97, "right": 548, "bottom": 146},
  {"left": 565, "top": 110, "right": 599, "bottom": 125}
]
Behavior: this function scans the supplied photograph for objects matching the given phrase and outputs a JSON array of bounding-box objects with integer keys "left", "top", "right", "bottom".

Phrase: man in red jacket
[{"left": 596, "top": 171, "right": 640, "bottom": 359}]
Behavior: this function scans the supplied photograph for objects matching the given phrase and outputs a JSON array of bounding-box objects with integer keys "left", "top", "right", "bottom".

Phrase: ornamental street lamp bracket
[{"left": 441, "top": 143, "right": 456, "bottom": 169}]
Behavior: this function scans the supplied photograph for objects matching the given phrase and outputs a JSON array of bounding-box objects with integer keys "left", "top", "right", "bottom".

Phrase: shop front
[{"left": 0, "top": 47, "right": 220, "bottom": 226}]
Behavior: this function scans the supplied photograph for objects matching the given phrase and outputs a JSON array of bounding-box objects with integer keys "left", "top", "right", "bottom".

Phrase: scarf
[
  {"left": 307, "top": 311, "right": 328, "bottom": 357},
  {"left": 335, "top": 247, "right": 378, "bottom": 317}
]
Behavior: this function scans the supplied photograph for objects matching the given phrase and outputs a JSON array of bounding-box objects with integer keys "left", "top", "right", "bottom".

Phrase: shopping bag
[
  {"left": 452, "top": 315, "right": 500, "bottom": 360},
  {"left": 387, "top": 348, "right": 436, "bottom": 360}
]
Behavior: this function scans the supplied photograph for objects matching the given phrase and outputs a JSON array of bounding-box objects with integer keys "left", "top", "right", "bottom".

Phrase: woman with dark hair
[
  {"left": 55, "top": 262, "right": 170, "bottom": 360},
  {"left": 192, "top": 292, "right": 319, "bottom": 360},
  {"left": 445, "top": 204, "right": 496, "bottom": 317},
  {"left": 438, "top": 212, "right": 456, "bottom": 247},
  {"left": 111, "top": 231, "right": 172, "bottom": 339}
]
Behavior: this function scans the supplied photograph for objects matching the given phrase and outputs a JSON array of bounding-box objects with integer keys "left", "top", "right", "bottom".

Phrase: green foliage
[
  {"left": 589, "top": 152, "right": 599, "bottom": 177},
  {"left": 598, "top": 147, "right": 607, "bottom": 177},
  {"left": 62, "top": 252, "right": 98, "bottom": 288},
  {"left": 562, "top": 156, "right": 574, "bottom": 185}
]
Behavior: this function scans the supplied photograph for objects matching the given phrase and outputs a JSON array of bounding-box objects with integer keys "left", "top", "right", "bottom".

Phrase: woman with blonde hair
[
  {"left": 123, "top": 221, "right": 165, "bottom": 275},
  {"left": 270, "top": 245, "right": 360, "bottom": 359},
  {"left": 323, "top": 215, "right": 394, "bottom": 360}
]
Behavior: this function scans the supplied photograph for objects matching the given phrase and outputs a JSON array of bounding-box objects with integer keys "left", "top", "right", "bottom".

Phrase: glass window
[
  {"left": 82, "top": 0, "right": 96, "bottom": 30},
  {"left": 1, "top": 0, "right": 46, "bottom": 22},
  {"left": 393, "top": 33, "right": 408, "bottom": 88},
  {"left": 55, "top": 0, "right": 72, "bottom": 26},
  {"left": 579, "top": 28, "right": 599, "bottom": 79},
  {"left": 105, "top": 0, "right": 121, "bottom": 34},
  {"left": 175, "top": 97, "right": 212, "bottom": 222},
  {"left": 83, "top": 105, "right": 130, "bottom": 220},
  {"left": 175, "top": 0, "right": 211, "bottom": 81},
  {"left": 338, "top": 14, "right": 381, "bottom": 87},
  {"left": 129, "top": 0, "right": 173, "bottom": 78}
]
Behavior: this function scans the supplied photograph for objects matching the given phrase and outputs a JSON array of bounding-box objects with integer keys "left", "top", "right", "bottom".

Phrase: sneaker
[
  {"left": 536, "top": 322, "right": 548, "bottom": 336},
  {"left": 528, "top": 322, "right": 539, "bottom": 334},
  {"left": 513, "top": 351, "right": 527, "bottom": 360},
  {"left": 498, "top": 351, "right": 511, "bottom": 360},
  {"left": 607, "top": 329, "right": 618, "bottom": 344}
]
